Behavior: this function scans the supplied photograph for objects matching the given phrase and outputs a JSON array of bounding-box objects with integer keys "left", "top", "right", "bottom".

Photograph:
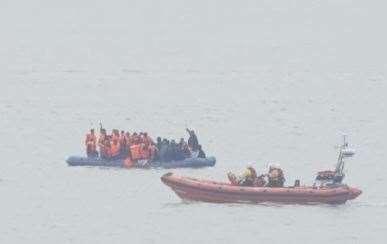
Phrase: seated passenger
[
  {"left": 267, "top": 164, "right": 285, "bottom": 187},
  {"left": 178, "top": 138, "right": 191, "bottom": 158},
  {"left": 197, "top": 145, "right": 206, "bottom": 158},
  {"left": 169, "top": 140, "right": 178, "bottom": 161},
  {"left": 159, "top": 139, "right": 169, "bottom": 162}
]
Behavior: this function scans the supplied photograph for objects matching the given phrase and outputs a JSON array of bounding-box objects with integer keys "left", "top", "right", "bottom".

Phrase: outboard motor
[{"left": 315, "top": 136, "right": 355, "bottom": 186}]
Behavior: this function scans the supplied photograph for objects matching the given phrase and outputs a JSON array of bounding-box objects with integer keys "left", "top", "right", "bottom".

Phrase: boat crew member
[
  {"left": 267, "top": 164, "right": 285, "bottom": 187},
  {"left": 239, "top": 163, "right": 257, "bottom": 186}
]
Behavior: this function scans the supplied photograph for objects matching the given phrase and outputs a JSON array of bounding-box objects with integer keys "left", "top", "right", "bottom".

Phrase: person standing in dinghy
[
  {"left": 85, "top": 129, "right": 98, "bottom": 157},
  {"left": 186, "top": 128, "right": 200, "bottom": 157}
]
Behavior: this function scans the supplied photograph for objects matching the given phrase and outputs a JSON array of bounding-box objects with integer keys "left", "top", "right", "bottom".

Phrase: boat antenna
[{"left": 334, "top": 135, "right": 355, "bottom": 181}]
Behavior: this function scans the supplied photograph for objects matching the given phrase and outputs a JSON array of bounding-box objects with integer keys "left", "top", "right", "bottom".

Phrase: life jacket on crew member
[
  {"left": 240, "top": 166, "right": 257, "bottom": 186},
  {"left": 267, "top": 166, "right": 285, "bottom": 187},
  {"left": 130, "top": 144, "right": 142, "bottom": 160}
]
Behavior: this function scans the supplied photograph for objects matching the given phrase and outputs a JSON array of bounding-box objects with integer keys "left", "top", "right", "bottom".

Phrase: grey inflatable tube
[{"left": 66, "top": 156, "right": 216, "bottom": 169}]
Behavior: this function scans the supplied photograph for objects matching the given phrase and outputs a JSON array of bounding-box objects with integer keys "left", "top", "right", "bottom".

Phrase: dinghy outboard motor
[{"left": 315, "top": 136, "right": 355, "bottom": 186}]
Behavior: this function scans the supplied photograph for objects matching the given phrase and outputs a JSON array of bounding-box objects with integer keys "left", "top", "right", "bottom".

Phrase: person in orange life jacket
[
  {"left": 110, "top": 139, "right": 121, "bottom": 159},
  {"left": 112, "top": 129, "right": 119, "bottom": 142},
  {"left": 119, "top": 130, "right": 127, "bottom": 155},
  {"left": 125, "top": 132, "right": 134, "bottom": 145},
  {"left": 130, "top": 143, "right": 142, "bottom": 160},
  {"left": 102, "top": 138, "right": 112, "bottom": 159},
  {"left": 98, "top": 129, "right": 107, "bottom": 157},
  {"left": 85, "top": 129, "right": 98, "bottom": 157},
  {"left": 132, "top": 133, "right": 140, "bottom": 145},
  {"left": 142, "top": 132, "right": 155, "bottom": 146},
  {"left": 139, "top": 132, "right": 144, "bottom": 143},
  {"left": 140, "top": 143, "right": 150, "bottom": 159}
]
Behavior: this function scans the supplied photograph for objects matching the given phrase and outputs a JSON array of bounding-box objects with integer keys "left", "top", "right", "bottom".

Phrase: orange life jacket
[
  {"left": 119, "top": 134, "right": 127, "bottom": 147},
  {"left": 130, "top": 144, "right": 142, "bottom": 160},
  {"left": 140, "top": 144, "right": 150, "bottom": 159},
  {"left": 98, "top": 135, "right": 106, "bottom": 148},
  {"left": 124, "top": 157, "right": 134, "bottom": 168},
  {"left": 101, "top": 139, "right": 111, "bottom": 158},
  {"left": 103, "top": 147, "right": 112, "bottom": 158},
  {"left": 112, "top": 134, "right": 119, "bottom": 142},
  {"left": 85, "top": 134, "right": 97, "bottom": 152},
  {"left": 111, "top": 141, "right": 121, "bottom": 157}
]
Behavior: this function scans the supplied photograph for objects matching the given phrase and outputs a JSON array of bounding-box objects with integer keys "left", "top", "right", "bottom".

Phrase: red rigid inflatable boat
[
  {"left": 161, "top": 172, "right": 361, "bottom": 204},
  {"left": 162, "top": 137, "right": 362, "bottom": 205}
]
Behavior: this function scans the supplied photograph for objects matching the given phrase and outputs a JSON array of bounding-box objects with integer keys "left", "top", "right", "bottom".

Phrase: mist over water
[{"left": 1, "top": 1, "right": 386, "bottom": 243}]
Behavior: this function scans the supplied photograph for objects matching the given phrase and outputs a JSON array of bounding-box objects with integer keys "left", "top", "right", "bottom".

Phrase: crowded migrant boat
[{"left": 83, "top": 126, "right": 209, "bottom": 167}]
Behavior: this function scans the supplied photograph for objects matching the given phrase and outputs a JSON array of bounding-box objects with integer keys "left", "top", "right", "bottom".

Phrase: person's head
[
  {"left": 133, "top": 132, "right": 138, "bottom": 136},
  {"left": 171, "top": 140, "right": 176, "bottom": 144},
  {"left": 90, "top": 129, "right": 95, "bottom": 134},
  {"left": 157, "top": 137, "right": 162, "bottom": 143},
  {"left": 144, "top": 132, "right": 148, "bottom": 137},
  {"left": 179, "top": 138, "right": 184, "bottom": 143},
  {"left": 269, "top": 163, "right": 280, "bottom": 171},
  {"left": 198, "top": 144, "right": 202, "bottom": 150},
  {"left": 121, "top": 130, "right": 124, "bottom": 135}
]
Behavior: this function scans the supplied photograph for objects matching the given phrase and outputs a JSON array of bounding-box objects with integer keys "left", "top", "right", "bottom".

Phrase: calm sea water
[{"left": 1, "top": 1, "right": 386, "bottom": 243}]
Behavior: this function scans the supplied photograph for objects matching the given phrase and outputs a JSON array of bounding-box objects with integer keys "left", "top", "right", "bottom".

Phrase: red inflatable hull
[{"left": 161, "top": 173, "right": 362, "bottom": 204}]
